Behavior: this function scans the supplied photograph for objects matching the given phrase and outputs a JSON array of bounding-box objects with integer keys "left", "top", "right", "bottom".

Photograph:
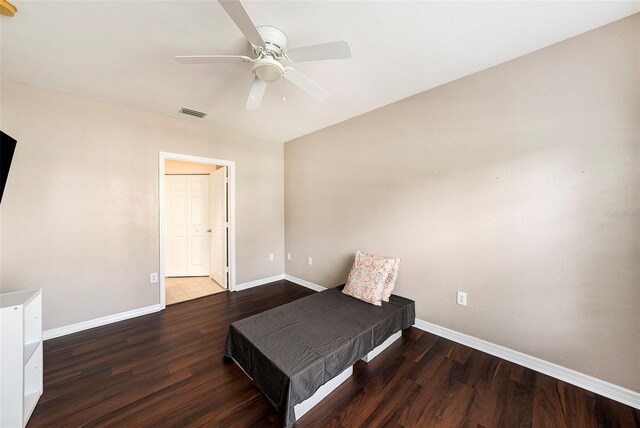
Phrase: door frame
[{"left": 158, "top": 152, "right": 236, "bottom": 309}]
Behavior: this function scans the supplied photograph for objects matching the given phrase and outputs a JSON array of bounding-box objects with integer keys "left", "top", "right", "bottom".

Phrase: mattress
[{"left": 224, "top": 287, "right": 415, "bottom": 427}]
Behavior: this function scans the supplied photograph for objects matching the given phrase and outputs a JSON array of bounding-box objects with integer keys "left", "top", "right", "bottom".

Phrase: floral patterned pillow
[
  {"left": 357, "top": 251, "right": 401, "bottom": 302},
  {"left": 343, "top": 251, "right": 394, "bottom": 306}
]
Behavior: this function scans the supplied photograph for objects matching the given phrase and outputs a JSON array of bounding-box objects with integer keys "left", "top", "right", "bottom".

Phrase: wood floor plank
[{"left": 27, "top": 280, "right": 640, "bottom": 427}]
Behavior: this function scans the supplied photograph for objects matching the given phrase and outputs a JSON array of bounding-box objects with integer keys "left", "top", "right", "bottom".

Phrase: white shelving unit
[{"left": 1, "top": 289, "right": 43, "bottom": 428}]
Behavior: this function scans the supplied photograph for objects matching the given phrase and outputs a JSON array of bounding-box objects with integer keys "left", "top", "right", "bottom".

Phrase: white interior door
[
  {"left": 165, "top": 176, "right": 188, "bottom": 276},
  {"left": 209, "top": 167, "right": 228, "bottom": 288},
  {"left": 165, "top": 175, "right": 210, "bottom": 277},
  {"left": 187, "top": 175, "right": 210, "bottom": 276}
]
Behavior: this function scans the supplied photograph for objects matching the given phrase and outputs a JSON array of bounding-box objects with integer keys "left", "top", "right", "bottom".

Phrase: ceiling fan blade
[
  {"left": 218, "top": 0, "right": 265, "bottom": 47},
  {"left": 286, "top": 40, "right": 351, "bottom": 63},
  {"left": 284, "top": 67, "right": 329, "bottom": 102},
  {"left": 246, "top": 76, "right": 267, "bottom": 110},
  {"left": 175, "top": 55, "right": 252, "bottom": 64}
]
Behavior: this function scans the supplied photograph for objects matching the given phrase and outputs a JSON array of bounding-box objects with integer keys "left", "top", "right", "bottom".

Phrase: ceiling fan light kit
[
  {"left": 0, "top": 0, "right": 17, "bottom": 17},
  {"left": 253, "top": 57, "right": 284, "bottom": 83},
  {"left": 175, "top": 0, "right": 351, "bottom": 110}
]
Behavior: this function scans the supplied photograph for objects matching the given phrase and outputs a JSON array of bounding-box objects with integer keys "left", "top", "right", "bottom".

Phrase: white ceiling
[{"left": 1, "top": 1, "right": 638, "bottom": 142}]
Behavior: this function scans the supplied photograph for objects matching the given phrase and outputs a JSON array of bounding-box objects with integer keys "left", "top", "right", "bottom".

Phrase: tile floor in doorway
[{"left": 166, "top": 276, "right": 227, "bottom": 305}]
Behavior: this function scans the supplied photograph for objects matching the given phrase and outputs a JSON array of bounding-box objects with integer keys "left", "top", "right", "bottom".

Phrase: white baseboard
[
  {"left": 43, "top": 304, "right": 162, "bottom": 340},
  {"left": 234, "top": 274, "right": 285, "bottom": 291},
  {"left": 284, "top": 274, "right": 327, "bottom": 292},
  {"left": 43, "top": 273, "right": 289, "bottom": 339},
  {"left": 281, "top": 275, "right": 639, "bottom": 410},
  {"left": 42, "top": 274, "right": 640, "bottom": 410},
  {"left": 414, "top": 319, "right": 640, "bottom": 410}
]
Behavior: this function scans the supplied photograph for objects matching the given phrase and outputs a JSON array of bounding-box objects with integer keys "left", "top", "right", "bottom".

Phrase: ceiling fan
[{"left": 175, "top": 0, "right": 352, "bottom": 109}]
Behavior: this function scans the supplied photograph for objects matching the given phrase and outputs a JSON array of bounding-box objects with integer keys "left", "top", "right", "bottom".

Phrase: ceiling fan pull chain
[{"left": 283, "top": 79, "right": 286, "bottom": 102}]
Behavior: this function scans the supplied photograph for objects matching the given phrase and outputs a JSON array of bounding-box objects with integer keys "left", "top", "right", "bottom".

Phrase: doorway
[{"left": 159, "top": 153, "right": 236, "bottom": 308}]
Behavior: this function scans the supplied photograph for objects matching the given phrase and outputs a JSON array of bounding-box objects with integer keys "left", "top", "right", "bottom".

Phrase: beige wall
[
  {"left": 0, "top": 79, "right": 284, "bottom": 330},
  {"left": 164, "top": 159, "right": 219, "bottom": 174},
  {"left": 284, "top": 15, "right": 640, "bottom": 391}
]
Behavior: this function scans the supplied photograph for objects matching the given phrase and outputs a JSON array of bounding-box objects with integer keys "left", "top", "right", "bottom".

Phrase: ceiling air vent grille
[{"left": 179, "top": 107, "right": 207, "bottom": 118}]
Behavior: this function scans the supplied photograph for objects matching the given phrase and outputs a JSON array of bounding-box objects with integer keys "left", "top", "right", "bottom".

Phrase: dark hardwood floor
[{"left": 29, "top": 280, "right": 639, "bottom": 428}]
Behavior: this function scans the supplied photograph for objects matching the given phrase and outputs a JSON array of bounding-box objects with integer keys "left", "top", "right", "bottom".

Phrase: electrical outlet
[
  {"left": 269, "top": 254, "right": 274, "bottom": 261},
  {"left": 150, "top": 273, "right": 158, "bottom": 284},
  {"left": 308, "top": 257, "right": 313, "bottom": 266},
  {"left": 287, "top": 252, "right": 291, "bottom": 260},
  {"left": 457, "top": 291, "right": 467, "bottom": 306}
]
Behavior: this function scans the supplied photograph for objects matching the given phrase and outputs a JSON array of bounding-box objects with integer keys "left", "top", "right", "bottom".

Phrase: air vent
[{"left": 179, "top": 107, "right": 207, "bottom": 118}]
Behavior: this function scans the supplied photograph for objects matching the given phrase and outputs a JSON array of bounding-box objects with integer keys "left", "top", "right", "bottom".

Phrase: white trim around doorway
[{"left": 158, "top": 152, "right": 237, "bottom": 309}]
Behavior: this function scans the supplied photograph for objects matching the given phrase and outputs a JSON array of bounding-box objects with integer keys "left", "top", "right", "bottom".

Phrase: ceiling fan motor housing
[{"left": 256, "top": 25, "right": 288, "bottom": 55}]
